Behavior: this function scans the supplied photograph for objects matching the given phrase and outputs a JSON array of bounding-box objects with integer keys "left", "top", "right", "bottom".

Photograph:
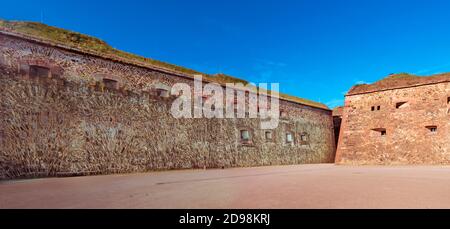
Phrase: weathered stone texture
[
  {"left": 336, "top": 82, "right": 450, "bottom": 165},
  {"left": 0, "top": 33, "right": 335, "bottom": 179}
]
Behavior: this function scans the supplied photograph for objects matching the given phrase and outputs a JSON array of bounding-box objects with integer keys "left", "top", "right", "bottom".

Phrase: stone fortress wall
[
  {"left": 336, "top": 75, "right": 450, "bottom": 165},
  {"left": 2, "top": 20, "right": 449, "bottom": 179},
  {"left": 0, "top": 29, "right": 335, "bottom": 179}
]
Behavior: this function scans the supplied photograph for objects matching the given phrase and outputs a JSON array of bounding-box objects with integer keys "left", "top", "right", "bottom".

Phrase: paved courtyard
[{"left": 1, "top": 164, "right": 450, "bottom": 209}]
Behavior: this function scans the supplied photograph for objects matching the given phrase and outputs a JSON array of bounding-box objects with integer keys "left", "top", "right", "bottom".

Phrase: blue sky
[{"left": 2, "top": 0, "right": 450, "bottom": 108}]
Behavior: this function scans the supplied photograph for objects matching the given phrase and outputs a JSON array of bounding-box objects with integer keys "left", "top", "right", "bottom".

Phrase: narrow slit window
[{"left": 426, "top": 126, "right": 438, "bottom": 133}]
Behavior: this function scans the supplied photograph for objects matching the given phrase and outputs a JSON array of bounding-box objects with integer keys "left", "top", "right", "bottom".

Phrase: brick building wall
[
  {"left": 336, "top": 81, "right": 450, "bottom": 165},
  {"left": 0, "top": 32, "right": 335, "bottom": 179}
]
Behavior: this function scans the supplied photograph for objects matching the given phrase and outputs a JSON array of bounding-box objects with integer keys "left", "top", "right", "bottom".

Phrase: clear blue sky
[{"left": 2, "top": 0, "right": 450, "bottom": 108}]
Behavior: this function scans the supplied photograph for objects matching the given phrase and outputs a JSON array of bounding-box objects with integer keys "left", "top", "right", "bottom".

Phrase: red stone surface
[
  {"left": 336, "top": 78, "right": 450, "bottom": 165},
  {"left": 0, "top": 29, "right": 335, "bottom": 179}
]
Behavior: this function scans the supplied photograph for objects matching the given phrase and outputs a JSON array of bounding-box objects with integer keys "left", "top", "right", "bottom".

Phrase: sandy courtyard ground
[{"left": 1, "top": 164, "right": 450, "bottom": 209}]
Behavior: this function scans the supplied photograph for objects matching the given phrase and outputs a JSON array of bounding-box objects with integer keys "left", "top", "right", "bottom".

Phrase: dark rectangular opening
[
  {"left": 426, "top": 126, "right": 438, "bottom": 133},
  {"left": 240, "top": 129, "right": 252, "bottom": 145},
  {"left": 396, "top": 102, "right": 407, "bottom": 109},
  {"left": 29, "top": 65, "right": 50, "bottom": 78},
  {"left": 156, "top": 88, "right": 169, "bottom": 97},
  {"left": 103, "top": 78, "right": 118, "bottom": 89},
  {"left": 372, "top": 128, "right": 387, "bottom": 136},
  {"left": 265, "top": 131, "right": 273, "bottom": 141},
  {"left": 301, "top": 134, "right": 308, "bottom": 141},
  {"left": 300, "top": 133, "right": 309, "bottom": 145}
]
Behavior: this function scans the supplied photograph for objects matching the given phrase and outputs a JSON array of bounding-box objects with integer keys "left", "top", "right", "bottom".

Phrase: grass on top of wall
[{"left": 0, "top": 19, "right": 329, "bottom": 110}]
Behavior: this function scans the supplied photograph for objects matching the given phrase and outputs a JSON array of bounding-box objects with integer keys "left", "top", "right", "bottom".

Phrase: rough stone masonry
[
  {"left": 0, "top": 20, "right": 335, "bottom": 179},
  {"left": 3, "top": 20, "right": 447, "bottom": 180},
  {"left": 335, "top": 73, "right": 450, "bottom": 165}
]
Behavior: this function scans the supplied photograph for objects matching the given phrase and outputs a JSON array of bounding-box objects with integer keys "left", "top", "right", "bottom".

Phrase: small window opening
[
  {"left": 426, "top": 126, "right": 438, "bottom": 133},
  {"left": 396, "top": 102, "right": 408, "bottom": 109},
  {"left": 301, "top": 133, "right": 308, "bottom": 142},
  {"left": 265, "top": 131, "right": 273, "bottom": 141},
  {"left": 286, "top": 132, "right": 294, "bottom": 143},
  {"left": 371, "top": 106, "right": 375, "bottom": 111},
  {"left": 103, "top": 78, "right": 118, "bottom": 89},
  {"left": 377, "top": 106, "right": 381, "bottom": 111},
  {"left": 156, "top": 88, "right": 169, "bottom": 97},
  {"left": 447, "top": 97, "right": 450, "bottom": 104},
  {"left": 240, "top": 130, "right": 251, "bottom": 142},
  {"left": 372, "top": 128, "right": 387, "bottom": 136},
  {"left": 29, "top": 65, "right": 50, "bottom": 78}
]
